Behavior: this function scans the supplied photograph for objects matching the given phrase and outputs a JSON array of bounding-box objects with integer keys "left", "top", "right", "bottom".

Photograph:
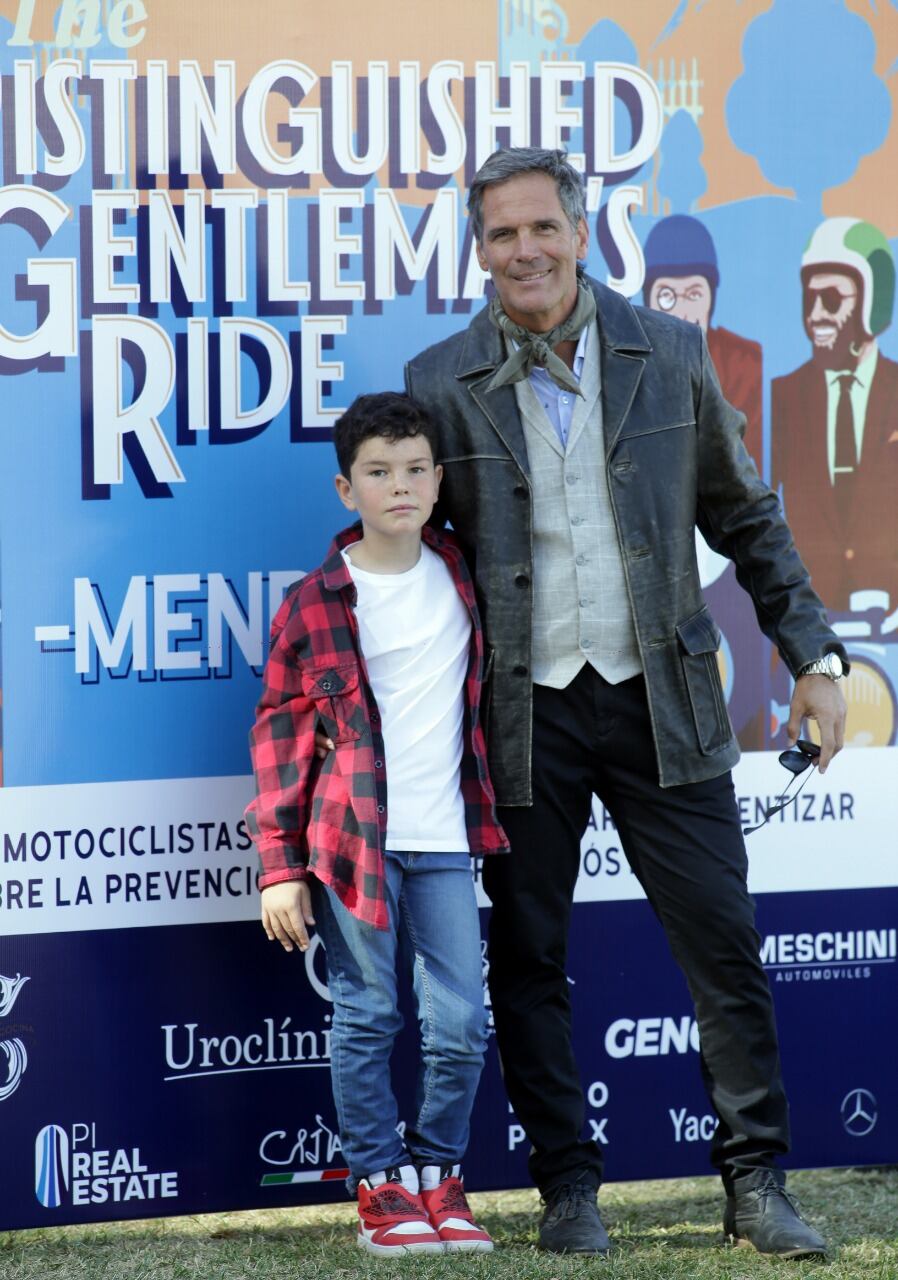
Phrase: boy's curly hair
[{"left": 333, "top": 392, "right": 440, "bottom": 478}]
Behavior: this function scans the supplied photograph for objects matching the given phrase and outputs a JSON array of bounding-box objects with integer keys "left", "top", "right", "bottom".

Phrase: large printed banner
[{"left": 1, "top": 0, "right": 897, "bottom": 1230}]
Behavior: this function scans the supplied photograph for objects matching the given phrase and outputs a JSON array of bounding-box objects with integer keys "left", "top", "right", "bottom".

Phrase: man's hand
[
  {"left": 261, "top": 880, "right": 316, "bottom": 952},
  {"left": 315, "top": 730, "right": 334, "bottom": 759},
  {"left": 785, "top": 674, "right": 847, "bottom": 775}
]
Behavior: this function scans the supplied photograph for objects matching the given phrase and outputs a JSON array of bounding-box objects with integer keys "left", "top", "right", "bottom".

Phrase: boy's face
[{"left": 335, "top": 434, "right": 442, "bottom": 537}]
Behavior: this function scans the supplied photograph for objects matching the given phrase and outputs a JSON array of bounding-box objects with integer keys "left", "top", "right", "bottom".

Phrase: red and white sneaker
[
  {"left": 421, "top": 1165, "right": 494, "bottom": 1253},
  {"left": 357, "top": 1166, "right": 444, "bottom": 1256}
]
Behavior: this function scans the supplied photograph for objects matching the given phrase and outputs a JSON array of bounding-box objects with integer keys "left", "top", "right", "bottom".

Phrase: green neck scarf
[{"left": 486, "top": 281, "right": 596, "bottom": 396}]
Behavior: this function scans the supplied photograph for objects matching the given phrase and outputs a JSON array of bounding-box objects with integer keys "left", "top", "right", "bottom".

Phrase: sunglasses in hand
[{"left": 743, "top": 739, "right": 821, "bottom": 836}]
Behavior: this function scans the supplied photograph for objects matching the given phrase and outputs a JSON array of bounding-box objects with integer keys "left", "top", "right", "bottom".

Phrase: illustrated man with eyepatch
[{"left": 772, "top": 218, "right": 898, "bottom": 612}]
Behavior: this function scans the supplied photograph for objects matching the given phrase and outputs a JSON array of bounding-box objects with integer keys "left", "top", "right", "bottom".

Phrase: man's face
[
  {"left": 803, "top": 270, "right": 863, "bottom": 367},
  {"left": 476, "top": 171, "right": 588, "bottom": 333},
  {"left": 648, "top": 274, "right": 712, "bottom": 331}
]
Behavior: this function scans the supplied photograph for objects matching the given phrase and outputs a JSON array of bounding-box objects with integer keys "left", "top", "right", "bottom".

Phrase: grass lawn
[{"left": 1, "top": 1167, "right": 896, "bottom": 1279}]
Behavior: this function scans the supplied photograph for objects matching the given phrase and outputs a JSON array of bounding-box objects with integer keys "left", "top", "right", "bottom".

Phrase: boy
[{"left": 245, "top": 392, "right": 507, "bottom": 1256}]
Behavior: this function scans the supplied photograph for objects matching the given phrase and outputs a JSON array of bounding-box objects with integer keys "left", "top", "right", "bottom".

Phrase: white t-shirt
[{"left": 341, "top": 544, "right": 471, "bottom": 851}]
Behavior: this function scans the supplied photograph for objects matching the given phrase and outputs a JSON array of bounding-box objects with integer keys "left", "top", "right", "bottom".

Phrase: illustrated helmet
[{"left": 801, "top": 218, "right": 895, "bottom": 338}]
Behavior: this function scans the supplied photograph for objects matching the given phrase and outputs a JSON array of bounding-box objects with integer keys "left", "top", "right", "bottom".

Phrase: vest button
[
  {"left": 515, "top": 573, "right": 530, "bottom": 588},
  {"left": 513, "top": 485, "right": 528, "bottom": 498},
  {"left": 512, "top": 663, "right": 529, "bottom": 676}
]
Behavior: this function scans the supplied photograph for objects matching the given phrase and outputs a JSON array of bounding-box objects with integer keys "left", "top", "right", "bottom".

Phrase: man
[
  {"left": 771, "top": 218, "right": 898, "bottom": 613},
  {"left": 643, "top": 214, "right": 763, "bottom": 468},
  {"left": 405, "top": 148, "right": 847, "bottom": 1258}
]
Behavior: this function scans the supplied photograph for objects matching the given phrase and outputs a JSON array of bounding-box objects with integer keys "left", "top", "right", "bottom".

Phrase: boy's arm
[{"left": 245, "top": 598, "right": 319, "bottom": 888}]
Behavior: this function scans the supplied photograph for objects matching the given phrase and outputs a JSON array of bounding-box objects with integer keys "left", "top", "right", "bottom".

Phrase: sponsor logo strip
[{"left": 261, "top": 1169, "right": 350, "bottom": 1185}]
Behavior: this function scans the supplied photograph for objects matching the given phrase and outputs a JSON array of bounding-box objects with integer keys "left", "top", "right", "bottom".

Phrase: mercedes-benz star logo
[{"left": 840, "top": 1088, "right": 878, "bottom": 1137}]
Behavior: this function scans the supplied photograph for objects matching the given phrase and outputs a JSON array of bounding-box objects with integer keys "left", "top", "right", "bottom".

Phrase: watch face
[{"left": 827, "top": 653, "right": 845, "bottom": 678}]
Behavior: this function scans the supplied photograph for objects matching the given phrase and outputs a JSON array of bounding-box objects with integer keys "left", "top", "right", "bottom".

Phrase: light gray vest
[{"left": 513, "top": 321, "right": 642, "bottom": 688}]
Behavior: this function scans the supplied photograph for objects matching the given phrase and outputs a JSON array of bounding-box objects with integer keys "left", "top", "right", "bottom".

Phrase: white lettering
[
  {"left": 605, "top": 1015, "right": 699, "bottom": 1058},
  {"left": 474, "top": 61, "right": 530, "bottom": 166},
  {"left": 178, "top": 60, "right": 236, "bottom": 176},
  {"left": 241, "top": 61, "right": 322, "bottom": 177},
  {"left": 589, "top": 1118, "right": 608, "bottom": 1143},
  {"left": 266, "top": 189, "right": 311, "bottom": 302},
  {"left": 605, "top": 185, "right": 644, "bottom": 295},
  {"left": 218, "top": 318, "right": 291, "bottom": 432},
  {"left": 374, "top": 187, "right": 457, "bottom": 301},
  {"left": 208, "top": 572, "right": 264, "bottom": 668},
  {"left": 0, "top": 188, "right": 77, "bottom": 361},
  {"left": 91, "top": 190, "right": 139, "bottom": 304},
  {"left": 634, "top": 1017, "right": 661, "bottom": 1056},
  {"left": 670, "top": 1107, "right": 718, "bottom": 1143},
  {"left": 89, "top": 61, "right": 136, "bottom": 174},
  {"left": 42, "top": 60, "right": 86, "bottom": 175},
  {"left": 331, "top": 61, "right": 389, "bottom": 176},
  {"left": 153, "top": 575, "right": 201, "bottom": 671},
  {"left": 91, "top": 316, "right": 181, "bottom": 487},
  {"left": 593, "top": 62, "right": 663, "bottom": 174},
  {"left": 318, "top": 189, "right": 366, "bottom": 303},
  {"left": 587, "top": 1080, "right": 609, "bottom": 1109},
  {"left": 14, "top": 58, "right": 37, "bottom": 173},
  {"left": 425, "top": 61, "right": 465, "bottom": 175},
  {"left": 75, "top": 576, "right": 147, "bottom": 674},
  {"left": 145, "top": 61, "right": 169, "bottom": 174},
  {"left": 540, "top": 61, "right": 584, "bottom": 170},
  {"left": 300, "top": 315, "right": 347, "bottom": 427},
  {"left": 210, "top": 189, "right": 258, "bottom": 303},
  {"left": 148, "top": 190, "right": 206, "bottom": 304},
  {"left": 508, "top": 1123, "right": 526, "bottom": 1151}
]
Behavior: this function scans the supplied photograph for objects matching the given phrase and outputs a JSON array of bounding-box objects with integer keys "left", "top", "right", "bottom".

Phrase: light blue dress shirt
[{"left": 525, "top": 326, "right": 590, "bottom": 448}]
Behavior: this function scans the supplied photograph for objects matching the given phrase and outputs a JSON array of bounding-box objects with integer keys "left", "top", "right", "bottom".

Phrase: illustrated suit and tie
[{"left": 771, "top": 218, "right": 898, "bottom": 614}]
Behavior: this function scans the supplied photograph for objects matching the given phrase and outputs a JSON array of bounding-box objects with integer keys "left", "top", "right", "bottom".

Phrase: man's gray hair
[{"left": 467, "top": 148, "right": 587, "bottom": 242}]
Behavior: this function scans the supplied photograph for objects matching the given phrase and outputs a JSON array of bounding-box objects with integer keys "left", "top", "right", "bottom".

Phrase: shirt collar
[
  {"left": 320, "top": 522, "right": 448, "bottom": 592},
  {"left": 825, "top": 342, "right": 879, "bottom": 390},
  {"left": 509, "top": 319, "right": 591, "bottom": 382},
  {"left": 571, "top": 323, "right": 589, "bottom": 377}
]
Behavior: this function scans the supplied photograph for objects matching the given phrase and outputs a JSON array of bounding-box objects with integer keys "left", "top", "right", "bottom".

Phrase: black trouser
[{"left": 482, "top": 666, "right": 789, "bottom": 1197}]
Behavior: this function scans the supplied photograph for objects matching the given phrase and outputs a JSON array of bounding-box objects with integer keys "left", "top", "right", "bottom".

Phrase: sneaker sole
[
  {"left": 442, "top": 1239, "right": 494, "bottom": 1252},
  {"left": 357, "top": 1235, "right": 444, "bottom": 1256}
]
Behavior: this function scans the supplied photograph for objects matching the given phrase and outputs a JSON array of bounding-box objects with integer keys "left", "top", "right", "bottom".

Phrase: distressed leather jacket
[{"left": 406, "top": 276, "right": 844, "bottom": 805}]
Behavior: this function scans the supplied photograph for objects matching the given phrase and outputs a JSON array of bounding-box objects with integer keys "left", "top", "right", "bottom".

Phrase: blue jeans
[{"left": 311, "top": 850, "right": 488, "bottom": 1186}]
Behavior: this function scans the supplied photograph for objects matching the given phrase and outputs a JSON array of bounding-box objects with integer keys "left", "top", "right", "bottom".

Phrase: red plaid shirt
[{"left": 245, "top": 523, "right": 509, "bottom": 929}]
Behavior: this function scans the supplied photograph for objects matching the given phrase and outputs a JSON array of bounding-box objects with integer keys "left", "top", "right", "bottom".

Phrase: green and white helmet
[{"left": 801, "top": 217, "right": 895, "bottom": 338}]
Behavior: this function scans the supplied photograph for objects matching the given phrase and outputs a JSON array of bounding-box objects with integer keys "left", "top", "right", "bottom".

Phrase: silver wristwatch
[{"left": 797, "top": 653, "right": 849, "bottom": 681}]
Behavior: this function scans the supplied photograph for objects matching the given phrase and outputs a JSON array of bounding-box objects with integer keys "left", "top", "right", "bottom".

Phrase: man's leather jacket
[{"left": 406, "top": 275, "right": 844, "bottom": 805}]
